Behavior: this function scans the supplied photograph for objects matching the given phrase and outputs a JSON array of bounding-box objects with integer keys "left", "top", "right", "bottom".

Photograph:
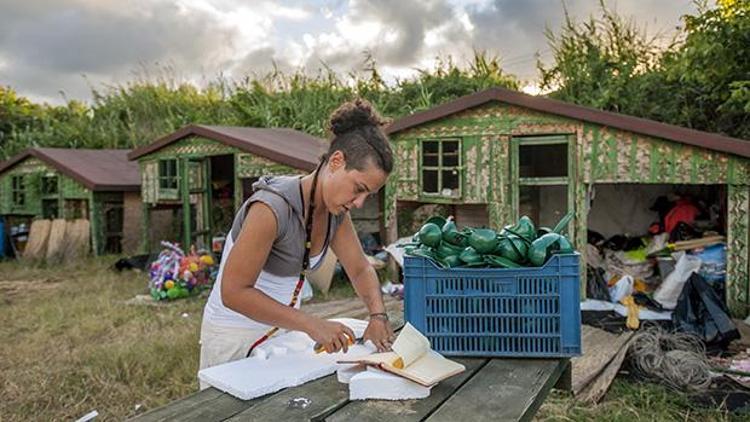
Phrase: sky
[{"left": 0, "top": 0, "right": 698, "bottom": 105}]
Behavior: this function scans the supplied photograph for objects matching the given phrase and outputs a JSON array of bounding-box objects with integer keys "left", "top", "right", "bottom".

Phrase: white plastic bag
[
  {"left": 608, "top": 275, "right": 634, "bottom": 303},
  {"left": 653, "top": 253, "right": 702, "bottom": 310}
]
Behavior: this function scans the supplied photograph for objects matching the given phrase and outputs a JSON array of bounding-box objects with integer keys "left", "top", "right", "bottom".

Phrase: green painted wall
[
  {"left": 135, "top": 135, "right": 303, "bottom": 252},
  {"left": 0, "top": 157, "right": 92, "bottom": 216}
]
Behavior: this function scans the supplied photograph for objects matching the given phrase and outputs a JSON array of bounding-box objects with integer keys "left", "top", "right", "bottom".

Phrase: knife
[{"left": 314, "top": 336, "right": 364, "bottom": 354}]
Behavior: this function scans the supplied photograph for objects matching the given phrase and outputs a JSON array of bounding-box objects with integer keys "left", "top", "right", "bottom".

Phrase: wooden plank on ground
[
  {"left": 63, "top": 218, "right": 89, "bottom": 262},
  {"left": 576, "top": 335, "right": 635, "bottom": 404},
  {"left": 45, "top": 218, "right": 67, "bottom": 263},
  {"left": 23, "top": 219, "right": 51, "bottom": 260},
  {"left": 572, "top": 326, "right": 634, "bottom": 395},
  {"left": 326, "top": 358, "right": 488, "bottom": 422},
  {"left": 425, "top": 359, "right": 567, "bottom": 422}
]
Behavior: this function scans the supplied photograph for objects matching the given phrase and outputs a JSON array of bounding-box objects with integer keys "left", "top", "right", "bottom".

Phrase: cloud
[
  {"left": 0, "top": 0, "right": 281, "bottom": 102},
  {"left": 0, "top": 0, "right": 698, "bottom": 103}
]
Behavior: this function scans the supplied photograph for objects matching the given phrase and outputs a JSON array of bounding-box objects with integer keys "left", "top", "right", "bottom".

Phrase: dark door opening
[{"left": 210, "top": 155, "right": 235, "bottom": 239}]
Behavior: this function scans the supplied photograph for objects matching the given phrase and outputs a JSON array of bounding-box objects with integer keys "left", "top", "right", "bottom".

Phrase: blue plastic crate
[{"left": 404, "top": 253, "right": 581, "bottom": 357}]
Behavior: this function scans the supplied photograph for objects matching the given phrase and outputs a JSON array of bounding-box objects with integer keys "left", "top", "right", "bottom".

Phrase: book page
[
  {"left": 391, "top": 323, "right": 431, "bottom": 368},
  {"left": 337, "top": 351, "right": 401, "bottom": 366},
  {"left": 397, "top": 350, "right": 466, "bottom": 386}
]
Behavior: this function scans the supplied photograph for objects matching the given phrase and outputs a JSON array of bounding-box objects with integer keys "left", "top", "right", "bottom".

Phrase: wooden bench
[{"left": 130, "top": 300, "right": 570, "bottom": 421}]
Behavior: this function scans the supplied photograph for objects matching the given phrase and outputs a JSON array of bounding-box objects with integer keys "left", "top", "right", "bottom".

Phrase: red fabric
[{"left": 664, "top": 199, "right": 700, "bottom": 234}]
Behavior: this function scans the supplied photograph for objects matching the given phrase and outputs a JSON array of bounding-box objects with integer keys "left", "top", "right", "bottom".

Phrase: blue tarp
[{"left": 0, "top": 217, "right": 5, "bottom": 258}]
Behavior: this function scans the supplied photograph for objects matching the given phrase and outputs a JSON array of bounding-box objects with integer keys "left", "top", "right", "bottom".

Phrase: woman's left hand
[{"left": 363, "top": 318, "right": 395, "bottom": 352}]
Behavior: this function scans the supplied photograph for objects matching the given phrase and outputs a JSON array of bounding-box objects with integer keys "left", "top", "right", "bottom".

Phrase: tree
[
  {"left": 538, "top": 1, "right": 667, "bottom": 114},
  {"left": 539, "top": 0, "right": 750, "bottom": 140}
]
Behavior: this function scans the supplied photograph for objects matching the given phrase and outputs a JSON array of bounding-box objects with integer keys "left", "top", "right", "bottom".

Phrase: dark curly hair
[{"left": 322, "top": 98, "right": 393, "bottom": 173}]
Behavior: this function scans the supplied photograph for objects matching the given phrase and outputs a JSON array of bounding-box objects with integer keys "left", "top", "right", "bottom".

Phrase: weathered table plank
[
  {"left": 326, "top": 358, "right": 488, "bottom": 422},
  {"left": 128, "top": 388, "right": 226, "bottom": 422},
  {"left": 425, "top": 359, "right": 567, "bottom": 422},
  {"left": 225, "top": 372, "right": 348, "bottom": 421}
]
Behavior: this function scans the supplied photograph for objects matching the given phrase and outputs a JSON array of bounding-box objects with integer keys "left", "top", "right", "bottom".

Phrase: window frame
[
  {"left": 158, "top": 159, "right": 179, "bottom": 190},
  {"left": 511, "top": 135, "right": 574, "bottom": 231},
  {"left": 419, "top": 138, "right": 463, "bottom": 199},
  {"left": 41, "top": 174, "right": 59, "bottom": 196},
  {"left": 11, "top": 175, "right": 26, "bottom": 207}
]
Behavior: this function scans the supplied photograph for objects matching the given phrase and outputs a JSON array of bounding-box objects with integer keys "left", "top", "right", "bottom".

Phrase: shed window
[
  {"left": 12, "top": 175, "right": 26, "bottom": 207},
  {"left": 519, "top": 143, "right": 568, "bottom": 178},
  {"left": 514, "top": 136, "right": 571, "bottom": 231},
  {"left": 41, "top": 175, "right": 58, "bottom": 195},
  {"left": 159, "top": 159, "right": 179, "bottom": 190},
  {"left": 421, "top": 139, "right": 461, "bottom": 197}
]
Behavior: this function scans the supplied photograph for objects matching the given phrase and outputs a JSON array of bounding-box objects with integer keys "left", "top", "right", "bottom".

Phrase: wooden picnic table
[{"left": 130, "top": 300, "right": 570, "bottom": 422}]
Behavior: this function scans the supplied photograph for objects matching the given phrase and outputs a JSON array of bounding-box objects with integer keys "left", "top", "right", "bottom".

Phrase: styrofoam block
[
  {"left": 252, "top": 348, "right": 268, "bottom": 361},
  {"left": 349, "top": 368, "right": 432, "bottom": 401},
  {"left": 269, "top": 346, "right": 288, "bottom": 358},
  {"left": 200, "top": 318, "right": 374, "bottom": 400},
  {"left": 337, "top": 363, "right": 366, "bottom": 384}
]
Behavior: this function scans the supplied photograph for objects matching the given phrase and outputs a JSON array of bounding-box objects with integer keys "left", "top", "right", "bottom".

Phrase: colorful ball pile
[{"left": 148, "top": 241, "right": 218, "bottom": 301}]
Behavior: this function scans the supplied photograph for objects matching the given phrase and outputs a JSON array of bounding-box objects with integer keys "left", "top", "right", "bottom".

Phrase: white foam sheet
[
  {"left": 337, "top": 363, "right": 366, "bottom": 384},
  {"left": 349, "top": 367, "right": 432, "bottom": 400},
  {"left": 198, "top": 318, "right": 374, "bottom": 400}
]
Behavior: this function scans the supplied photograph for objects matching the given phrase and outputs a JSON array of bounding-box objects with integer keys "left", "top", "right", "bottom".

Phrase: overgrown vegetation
[
  {"left": 0, "top": 52, "right": 518, "bottom": 160},
  {"left": 539, "top": 0, "right": 750, "bottom": 139}
]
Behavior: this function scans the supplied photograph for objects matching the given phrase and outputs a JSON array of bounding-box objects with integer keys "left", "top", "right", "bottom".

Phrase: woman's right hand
[{"left": 305, "top": 317, "right": 357, "bottom": 354}]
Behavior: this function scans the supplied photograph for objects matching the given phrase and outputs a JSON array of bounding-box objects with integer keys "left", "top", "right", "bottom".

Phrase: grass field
[{"left": 0, "top": 257, "right": 741, "bottom": 421}]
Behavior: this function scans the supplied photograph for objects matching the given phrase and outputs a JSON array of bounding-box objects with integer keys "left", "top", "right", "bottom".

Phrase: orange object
[
  {"left": 314, "top": 334, "right": 359, "bottom": 354},
  {"left": 621, "top": 295, "right": 640, "bottom": 330},
  {"left": 633, "top": 279, "right": 649, "bottom": 293}
]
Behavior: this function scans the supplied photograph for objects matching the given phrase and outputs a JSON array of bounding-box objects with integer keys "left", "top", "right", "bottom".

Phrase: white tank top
[{"left": 203, "top": 231, "right": 325, "bottom": 330}]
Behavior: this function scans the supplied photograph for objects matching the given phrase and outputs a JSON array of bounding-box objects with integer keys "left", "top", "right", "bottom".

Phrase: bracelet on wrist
[{"left": 369, "top": 312, "right": 389, "bottom": 321}]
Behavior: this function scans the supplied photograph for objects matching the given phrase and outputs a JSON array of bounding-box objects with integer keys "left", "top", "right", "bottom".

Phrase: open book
[{"left": 338, "top": 323, "right": 465, "bottom": 386}]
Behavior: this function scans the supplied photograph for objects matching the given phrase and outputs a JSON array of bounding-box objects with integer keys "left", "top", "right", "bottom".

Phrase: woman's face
[{"left": 322, "top": 151, "right": 388, "bottom": 215}]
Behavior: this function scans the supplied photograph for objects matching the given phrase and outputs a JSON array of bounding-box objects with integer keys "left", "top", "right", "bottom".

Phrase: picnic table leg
[{"left": 554, "top": 359, "right": 572, "bottom": 392}]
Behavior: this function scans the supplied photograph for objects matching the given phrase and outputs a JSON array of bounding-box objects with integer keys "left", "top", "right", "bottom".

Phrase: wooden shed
[
  {"left": 0, "top": 148, "right": 142, "bottom": 255},
  {"left": 384, "top": 87, "right": 750, "bottom": 315},
  {"left": 128, "top": 125, "right": 383, "bottom": 253}
]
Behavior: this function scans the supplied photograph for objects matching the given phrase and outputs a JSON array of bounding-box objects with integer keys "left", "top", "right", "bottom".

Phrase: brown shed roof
[
  {"left": 0, "top": 148, "right": 140, "bottom": 192},
  {"left": 127, "top": 125, "right": 328, "bottom": 171},
  {"left": 386, "top": 87, "right": 750, "bottom": 159}
]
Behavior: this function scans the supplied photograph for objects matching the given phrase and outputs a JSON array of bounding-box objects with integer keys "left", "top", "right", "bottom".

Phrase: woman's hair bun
[{"left": 328, "top": 98, "right": 386, "bottom": 136}]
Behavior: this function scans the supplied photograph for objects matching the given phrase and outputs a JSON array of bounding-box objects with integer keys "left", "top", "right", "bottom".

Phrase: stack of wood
[
  {"left": 23, "top": 218, "right": 90, "bottom": 263},
  {"left": 572, "top": 325, "right": 635, "bottom": 403}
]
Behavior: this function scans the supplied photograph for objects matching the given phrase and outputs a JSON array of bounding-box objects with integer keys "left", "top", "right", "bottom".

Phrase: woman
[{"left": 199, "top": 99, "right": 394, "bottom": 383}]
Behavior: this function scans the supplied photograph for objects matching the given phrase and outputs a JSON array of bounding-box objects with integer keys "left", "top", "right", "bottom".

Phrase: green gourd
[
  {"left": 495, "top": 235, "right": 527, "bottom": 263},
  {"left": 442, "top": 254, "right": 463, "bottom": 268},
  {"left": 418, "top": 223, "right": 443, "bottom": 247},
  {"left": 528, "top": 233, "right": 566, "bottom": 266},
  {"left": 441, "top": 217, "right": 467, "bottom": 246},
  {"left": 459, "top": 246, "right": 484, "bottom": 264},
  {"left": 503, "top": 215, "right": 536, "bottom": 242},
  {"left": 468, "top": 228, "right": 499, "bottom": 254}
]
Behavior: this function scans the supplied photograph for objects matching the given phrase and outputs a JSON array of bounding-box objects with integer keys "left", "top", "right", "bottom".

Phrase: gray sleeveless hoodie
[{"left": 229, "top": 175, "right": 345, "bottom": 277}]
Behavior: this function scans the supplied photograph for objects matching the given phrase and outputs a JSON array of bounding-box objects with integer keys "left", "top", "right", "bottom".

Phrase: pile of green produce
[{"left": 404, "top": 213, "right": 575, "bottom": 268}]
